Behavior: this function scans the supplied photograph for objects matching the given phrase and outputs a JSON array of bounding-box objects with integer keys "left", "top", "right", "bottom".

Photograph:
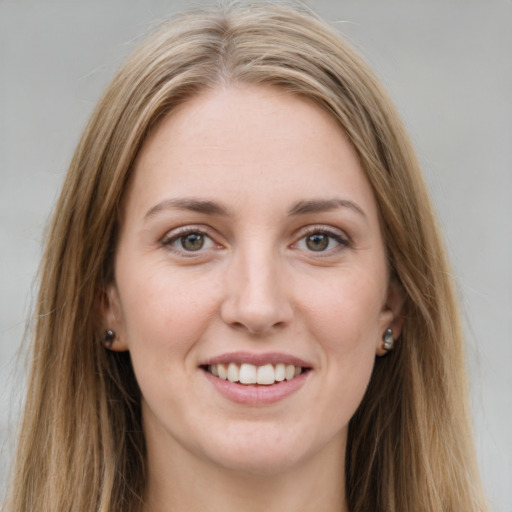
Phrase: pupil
[
  {"left": 182, "top": 233, "right": 204, "bottom": 251},
  {"left": 306, "top": 234, "right": 328, "bottom": 251}
]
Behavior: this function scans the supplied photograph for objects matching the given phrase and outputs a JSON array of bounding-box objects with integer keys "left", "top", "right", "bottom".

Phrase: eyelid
[
  {"left": 161, "top": 225, "right": 208, "bottom": 242},
  {"left": 159, "top": 224, "right": 349, "bottom": 256},
  {"left": 292, "top": 225, "right": 350, "bottom": 253},
  {"left": 160, "top": 225, "right": 221, "bottom": 254}
]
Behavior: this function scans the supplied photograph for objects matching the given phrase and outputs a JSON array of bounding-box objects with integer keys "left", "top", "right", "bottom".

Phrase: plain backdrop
[{"left": 1, "top": 1, "right": 511, "bottom": 510}]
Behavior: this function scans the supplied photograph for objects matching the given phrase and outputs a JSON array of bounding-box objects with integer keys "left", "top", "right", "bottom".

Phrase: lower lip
[{"left": 202, "top": 369, "right": 310, "bottom": 405}]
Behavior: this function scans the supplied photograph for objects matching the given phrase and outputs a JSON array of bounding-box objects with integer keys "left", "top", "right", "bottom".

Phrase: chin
[
  {"left": 207, "top": 446, "right": 305, "bottom": 476},
  {"left": 196, "top": 421, "right": 343, "bottom": 476}
]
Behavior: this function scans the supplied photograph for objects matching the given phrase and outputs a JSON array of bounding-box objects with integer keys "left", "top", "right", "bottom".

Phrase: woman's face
[{"left": 104, "top": 85, "right": 402, "bottom": 475}]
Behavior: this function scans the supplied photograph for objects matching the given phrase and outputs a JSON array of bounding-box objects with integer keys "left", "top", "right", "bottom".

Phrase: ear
[
  {"left": 98, "top": 284, "right": 129, "bottom": 352},
  {"left": 376, "top": 277, "right": 405, "bottom": 356}
]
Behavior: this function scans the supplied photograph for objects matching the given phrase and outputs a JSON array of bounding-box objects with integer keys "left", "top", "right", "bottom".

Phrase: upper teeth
[{"left": 208, "top": 363, "right": 302, "bottom": 385}]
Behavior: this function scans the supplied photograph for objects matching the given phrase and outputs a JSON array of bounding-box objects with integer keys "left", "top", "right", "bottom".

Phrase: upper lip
[{"left": 200, "top": 351, "right": 313, "bottom": 368}]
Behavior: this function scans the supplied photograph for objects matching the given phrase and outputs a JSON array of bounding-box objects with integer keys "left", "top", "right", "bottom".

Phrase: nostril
[{"left": 229, "top": 319, "right": 288, "bottom": 335}]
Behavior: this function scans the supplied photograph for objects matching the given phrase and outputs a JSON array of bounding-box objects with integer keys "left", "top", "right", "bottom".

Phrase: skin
[{"left": 103, "top": 85, "right": 403, "bottom": 512}]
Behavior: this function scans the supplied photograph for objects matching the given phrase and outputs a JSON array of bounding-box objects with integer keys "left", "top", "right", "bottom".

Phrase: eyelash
[
  {"left": 160, "top": 225, "right": 349, "bottom": 256},
  {"left": 294, "top": 226, "right": 349, "bottom": 254},
  {"left": 161, "top": 226, "right": 216, "bottom": 256}
]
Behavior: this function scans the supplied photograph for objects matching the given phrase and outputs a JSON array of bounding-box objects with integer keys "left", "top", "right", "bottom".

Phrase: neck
[{"left": 142, "top": 433, "right": 348, "bottom": 512}]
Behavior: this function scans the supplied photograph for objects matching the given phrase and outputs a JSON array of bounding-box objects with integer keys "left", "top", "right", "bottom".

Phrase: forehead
[{"left": 126, "top": 84, "right": 378, "bottom": 221}]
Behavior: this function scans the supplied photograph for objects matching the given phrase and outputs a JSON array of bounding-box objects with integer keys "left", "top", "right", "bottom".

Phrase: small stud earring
[
  {"left": 382, "top": 328, "right": 395, "bottom": 351},
  {"left": 104, "top": 329, "right": 115, "bottom": 350}
]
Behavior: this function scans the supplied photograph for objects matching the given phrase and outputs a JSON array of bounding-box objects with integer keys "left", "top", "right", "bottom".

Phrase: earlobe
[
  {"left": 103, "top": 329, "right": 116, "bottom": 350},
  {"left": 376, "top": 277, "right": 405, "bottom": 356},
  {"left": 98, "top": 284, "right": 129, "bottom": 352}
]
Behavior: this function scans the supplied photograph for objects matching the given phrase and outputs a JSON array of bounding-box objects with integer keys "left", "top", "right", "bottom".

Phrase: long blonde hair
[{"left": 4, "top": 3, "right": 487, "bottom": 511}]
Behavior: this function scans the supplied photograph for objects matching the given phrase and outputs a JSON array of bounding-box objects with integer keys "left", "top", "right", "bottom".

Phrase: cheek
[
  {"left": 117, "top": 264, "right": 220, "bottom": 364},
  {"left": 300, "top": 270, "right": 385, "bottom": 392},
  {"left": 303, "top": 271, "right": 385, "bottom": 347},
  {"left": 116, "top": 269, "right": 219, "bottom": 413}
]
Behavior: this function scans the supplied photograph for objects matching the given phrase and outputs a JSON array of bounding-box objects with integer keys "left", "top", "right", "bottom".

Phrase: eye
[
  {"left": 305, "top": 233, "right": 330, "bottom": 251},
  {"left": 295, "top": 229, "right": 348, "bottom": 253},
  {"left": 162, "top": 229, "right": 216, "bottom": 253}
]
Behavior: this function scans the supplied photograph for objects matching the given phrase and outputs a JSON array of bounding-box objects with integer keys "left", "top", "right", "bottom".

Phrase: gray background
[{"left": 0, "top": 1, "right": 510, "bottom": 510}]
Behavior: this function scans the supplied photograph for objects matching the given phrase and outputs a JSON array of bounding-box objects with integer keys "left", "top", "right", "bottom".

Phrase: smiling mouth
[{"left": 202, "top": 362, "right": 310, "bottom": 386}]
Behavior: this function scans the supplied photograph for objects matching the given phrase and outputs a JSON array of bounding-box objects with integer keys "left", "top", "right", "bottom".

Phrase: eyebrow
[
  {"left": 144, "top": 197, "right": 366, "bottom": 220},
  {"left": 144, "top": 198, "right": 230, "bottom": 219},
  {"left": 288, "top": 198, "right": 366, "bottom": 218}
]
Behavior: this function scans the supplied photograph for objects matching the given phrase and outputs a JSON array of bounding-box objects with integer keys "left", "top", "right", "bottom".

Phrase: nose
[{"left": 220, "top": 248, "right": 293, "bottom": 335}]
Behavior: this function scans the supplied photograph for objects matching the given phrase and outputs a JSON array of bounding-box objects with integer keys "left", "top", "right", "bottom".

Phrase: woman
[{"left": 4, "top": 3, "right": 488, "bottom": 511}]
